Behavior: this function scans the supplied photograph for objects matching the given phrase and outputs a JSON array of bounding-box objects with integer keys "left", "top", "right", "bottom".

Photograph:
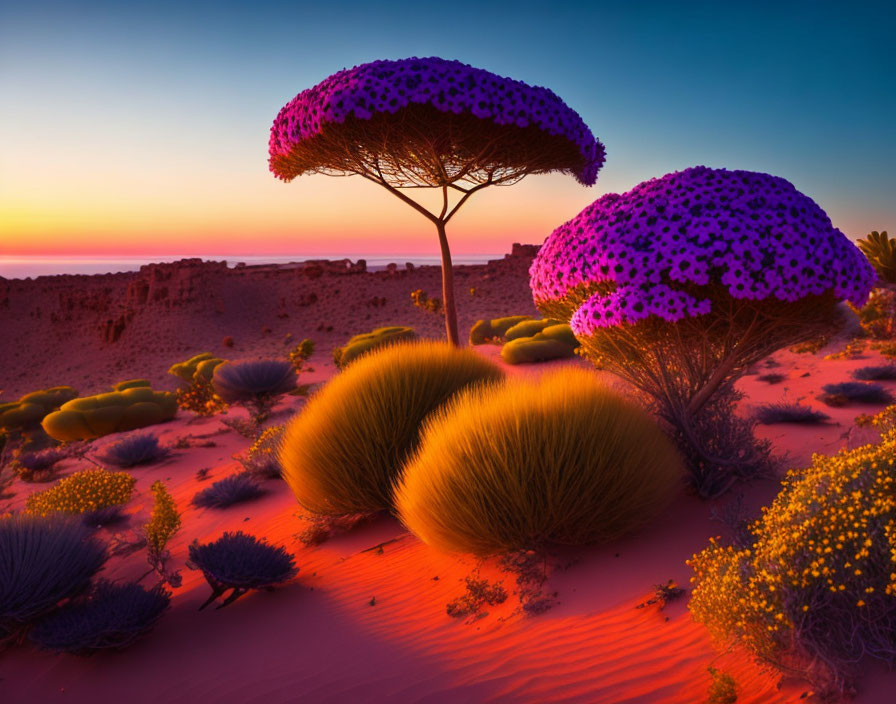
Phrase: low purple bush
[
  {"left": 853, "top": 364, "right": 896, "bottom": 381},
  {"left": 29, "top": 580, "right": 170, "bottom": 654},
  {"left": 211, "top": 360, "right": 297, "bottom": 404},
  {"left": 81, "top": 504, "right": 128, "bottom": 528},
  {"left": 188, "top": 531, "right": 298, "bottom": 609},
  {"left": 97, "top": 433, "right": 169, "bottom": 468},
  {"left": 12, "top": 447, "right": 67, "bottom": 482},
  {"left": 821, "top": 382, "right": 893, "bottom": 405},
  {"left": 191, "top": 474, "right": 265, "bottom": 509},
  {"left": 755, "top": 403, "right": 830, "bottom": 425},
  {"left": 16, "top": 448, "right": 66, "bottom": 472},
  {"left": 0, "top": 515, "right": 107, "bottom": 639}
]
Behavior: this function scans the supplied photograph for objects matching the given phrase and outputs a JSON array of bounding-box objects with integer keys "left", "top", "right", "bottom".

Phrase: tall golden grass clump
[
  {"left": 280, "top": 341, "right": 503, "bottom": 515},
  {"left": 395, "top": 368, "right": 683, "bottom": 555}
]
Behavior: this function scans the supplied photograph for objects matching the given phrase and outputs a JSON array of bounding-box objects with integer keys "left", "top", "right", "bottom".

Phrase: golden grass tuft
[
  {"left": 395, "top": 367, "right": 684, "bottom": 555},
  {"left": 280, "top": 341, "right": 504, "bottom": 515}
]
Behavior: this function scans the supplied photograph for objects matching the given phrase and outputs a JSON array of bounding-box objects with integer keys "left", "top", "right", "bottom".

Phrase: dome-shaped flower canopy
[
  {"left": 530, "top": 166, "right": 876, "bottom": 335},
  {"left": 269, "top": 57, "right": 605, "bottom": 186}
]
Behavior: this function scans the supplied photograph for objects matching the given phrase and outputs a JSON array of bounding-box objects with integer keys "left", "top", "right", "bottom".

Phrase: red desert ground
[{"left": 1, "top": 246, "right": 896, "bottom": 703}]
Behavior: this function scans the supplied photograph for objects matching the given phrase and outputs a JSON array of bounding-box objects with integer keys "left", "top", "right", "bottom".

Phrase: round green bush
[
  {"left": 503, "top": 318, "right": 562, "bottom": 340},
  {"left": 395, "top": 367, "right": 684, "bottom": 555},
  {"left": 333, "top": 326, "right": 417, "bottom": 369},
  {"left": 280, "top": 341, "right": 504, "bottom": 515},
  {"left": 41, "top": 387, "right": 177, "bottom": 441},
  {"left": 500, "top": 334, "right": 577, "bottom": 364},
  {"left": 469, "top": 315, "right": 532, "bottom": 345}
]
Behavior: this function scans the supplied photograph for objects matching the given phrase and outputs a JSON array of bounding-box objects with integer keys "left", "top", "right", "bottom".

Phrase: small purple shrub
[
  {"left": 755, "top": 404, "right": 830, "bottom": 425},
  {"left": 212, "top": 360, "right": 297, "bottom": 423},
  {"left": 16, "top": 448, "right": 66, "bottom": 472},
  {"left": 98, "top": 433, "right": 169, "bottom": 468},
  {"left": 188, "top": 531, "right": 298, "bottom": 609},
  {"left": 191, "top": 474, "right": 265, "bottom": 510},
  {"left": 29, "top": 580, "right": 169, "bottom": 654},
  {"left": 821, "top": 382, "right": 893, "bottom": 405},
  {"left": 0, "top": 515, "right": 106, "bottom": 637},
  {"left": 212, "top": 360, "right": 297, "bottom": 404},
  {"left": 12, "top": 447, "right": 67, "bottom": 482},
  {"left": 853, "top": 364, "right": 896, "bottom": 381},
  {"left": 81, "top": 504, "right": 128, "bottom": 528},
  {"left": 674, "top": 392, "right": 775, "bottom": 499},
  {"left": 756, "top": 373, "right": 786, "bottom": 385},
  {"left": 238, "top": 452, "right": 281, "bottom": 480}
]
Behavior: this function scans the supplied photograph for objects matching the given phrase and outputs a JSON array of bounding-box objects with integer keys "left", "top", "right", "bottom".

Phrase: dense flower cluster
[
  {"left": 25, "top": 469, "right": 136, "bottom": 516},
  {"left": 530, "top": 167, "right": 875, "bottom": 333},
  {"left": 688, "top": 430, "right": 896, "bottom": 689},
  {"left": 269, "top": 57, "right": 604, "bottom": 185}
]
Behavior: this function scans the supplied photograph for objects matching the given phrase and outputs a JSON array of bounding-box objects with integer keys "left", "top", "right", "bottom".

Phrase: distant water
[{"left": 0, "top": 254, "right": 504, "bottom": 280}]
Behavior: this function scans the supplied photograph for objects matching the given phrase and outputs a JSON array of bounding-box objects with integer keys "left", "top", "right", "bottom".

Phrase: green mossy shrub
[
  {"left": 538, "top": 323, "right": 579, "bottom": 348},
  {"left": 332, "top": 326, "right": 417, "bottom": 369},
  {"left": 0, "top": 387, "right": 79, "bottom": 433},
  {"left": 396, "top": 367, "right": 683, "bottom": 555},
  {"left": 503, "top": 318, "right": 563, "bottom": 340},
  {"left": 469, "top": 315, "right": 532, "bottom": 345},
  {"left": 168, "top": 353, "right": 226, "bottom": 384},
  {"left": 112, "top": 379, "right": 151, "bottom": 392},
  {"left": 281, "top": 341, "right": 504, "bottom": 515},
  {"left": 500, "top": 334, "right": 577, "bottom": 364},
  {"left": 42, "top": 387, "right": 177, "bottom": 441}
]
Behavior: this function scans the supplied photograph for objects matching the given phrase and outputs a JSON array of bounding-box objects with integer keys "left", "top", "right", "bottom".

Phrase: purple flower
[
  {"left": 269, "top": 57, "right": 605, "bottom": 186},
  {"left": 530, "top": 166, "right": 876, "bottom": 334}
]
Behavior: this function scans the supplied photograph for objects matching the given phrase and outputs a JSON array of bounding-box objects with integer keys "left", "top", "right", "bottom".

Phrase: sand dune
[{"left": 3, "top": 253, "right": 896, "bottom": 703}]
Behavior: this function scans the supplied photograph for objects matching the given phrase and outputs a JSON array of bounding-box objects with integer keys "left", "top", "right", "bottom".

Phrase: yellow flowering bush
[
  {"left": 287, "top": 338, "right": 315, "bottom": 373},
  {"left": 823, "top": 338, "right": 867, "bottom": 360},
  {"left": 175, "top": 378, "right": 228, "bottom": 417},
  {"left": 26, "top": 469, "right": 136, "bottom": 516},
  {"left": 872, "top": 340, "right": 896, "bottom": 359},
  {"left": 689, "top": 431, "right": 896, "bottom": 693},
  {"left": 251, "top": 425, "right": 284, "bottom": 457},
  {"left": 237, "top": 425, "right": 285, "bottom": 479},
  {"left": 145, "top": 481, "right": 180, "bottom": 557},
  {"left": 790, "top": 335, "right": 830, "bottom": 355},
  {"left": 855, "top": 403, "right": 896, "bottom": 429}
]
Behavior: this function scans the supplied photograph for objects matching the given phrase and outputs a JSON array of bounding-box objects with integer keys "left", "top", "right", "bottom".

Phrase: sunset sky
[{"left": 1, "top": 0, "right": 893, "bottom": 260}]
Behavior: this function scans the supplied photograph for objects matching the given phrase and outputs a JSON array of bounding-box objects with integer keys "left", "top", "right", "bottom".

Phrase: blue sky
[{"left": 1, "top": 0, "right": 893, "bottom": 255}]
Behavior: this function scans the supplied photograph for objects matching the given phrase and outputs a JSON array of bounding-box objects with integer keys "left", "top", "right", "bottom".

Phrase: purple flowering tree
[
  {"left": 269, "top": 57, "right": 605, "bottom": 345},
  {"left": 531, "top": 166, "right": 876, "bottom": 497}
]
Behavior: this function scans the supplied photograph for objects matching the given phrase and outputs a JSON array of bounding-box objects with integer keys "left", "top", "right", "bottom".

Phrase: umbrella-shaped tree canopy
[
  {"left": 530, "top": 166, "right": 876, "bottom": 497},
  {"left": 269, "top": 57, "right": 605, "bottom": 345},
  {"left": 269, "top": 57, "right": 604, "bottom": 186},
  {"left": 531, "top": 166, "right": 874, "bottom": 329}
]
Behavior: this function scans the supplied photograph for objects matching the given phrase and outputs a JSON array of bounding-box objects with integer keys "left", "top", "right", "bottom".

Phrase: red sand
[{"left": 2, "top": 255, "right": 896, "bottom": 703}]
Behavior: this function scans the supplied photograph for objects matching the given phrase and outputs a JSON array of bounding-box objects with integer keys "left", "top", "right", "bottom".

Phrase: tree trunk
[{"left": 435, "top": 220, "right": 460, "bottom": 346}]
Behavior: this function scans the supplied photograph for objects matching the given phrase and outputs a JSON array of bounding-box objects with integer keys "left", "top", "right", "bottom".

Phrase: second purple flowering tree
[
  {"left": 269, "top": 57, "right": 605, "bottom": 345},
  {"left": 530, "top": 167, "right": 876, "bottom": 497}
]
